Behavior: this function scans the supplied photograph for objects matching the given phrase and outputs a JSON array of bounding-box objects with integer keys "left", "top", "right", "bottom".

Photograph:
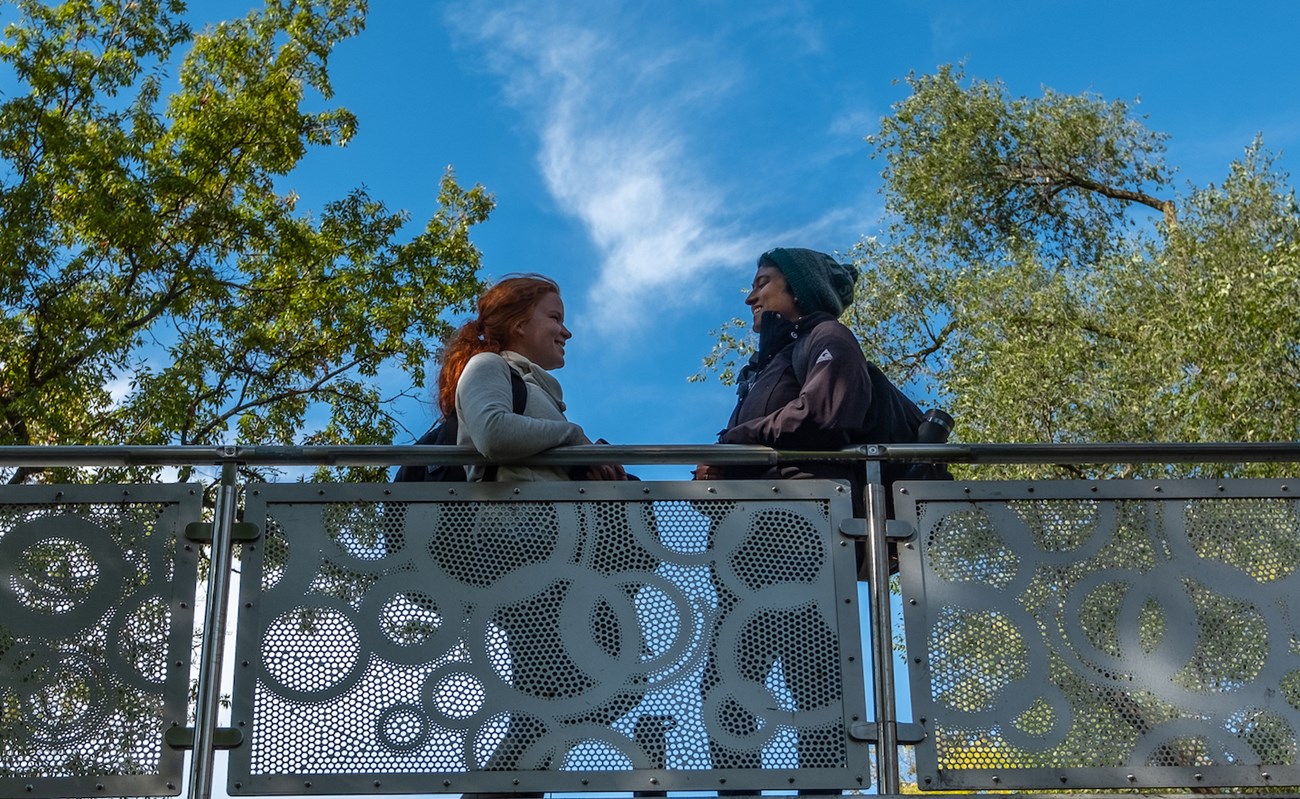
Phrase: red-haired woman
[
  {"left": 434, "top": 275, "right": 638, "bottom": 798},
  {"left": 438, "top": 273, "right": 624, "bottom": 481}
]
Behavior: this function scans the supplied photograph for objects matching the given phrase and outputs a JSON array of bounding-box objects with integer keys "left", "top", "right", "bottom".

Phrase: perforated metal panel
[
  {"left": 0, "top": 484, "right": 202, "bottom": 798},
  {"left": 230, "top": 480, "right": 868, "bottom": 795},
  {"left": 894, "top": 479, "right": 1300, "bottom": 791}
]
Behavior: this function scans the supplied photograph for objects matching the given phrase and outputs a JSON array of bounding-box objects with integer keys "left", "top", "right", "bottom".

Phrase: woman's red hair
[{"left": 436, "top": 274, "right": 561, "bottom": 418}]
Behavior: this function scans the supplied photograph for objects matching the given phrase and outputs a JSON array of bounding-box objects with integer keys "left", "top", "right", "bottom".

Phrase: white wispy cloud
[{"left": 445, "top": 2, "right": 766, "bottom": 333}]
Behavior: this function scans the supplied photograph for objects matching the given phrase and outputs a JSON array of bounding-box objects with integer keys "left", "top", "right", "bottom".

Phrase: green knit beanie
[{"left": 758, "top": 247, "right": 858, "bottom": 317}]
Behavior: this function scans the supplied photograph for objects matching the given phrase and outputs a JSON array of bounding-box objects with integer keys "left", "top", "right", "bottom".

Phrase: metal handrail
[{"left": 2, "top": 441, "right": 1299, "bottom": 468}]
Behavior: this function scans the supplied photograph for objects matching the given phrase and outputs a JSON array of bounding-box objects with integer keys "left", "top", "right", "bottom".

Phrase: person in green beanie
[{"left": 695, "top": 247, "right": 930, "bottom": 784}]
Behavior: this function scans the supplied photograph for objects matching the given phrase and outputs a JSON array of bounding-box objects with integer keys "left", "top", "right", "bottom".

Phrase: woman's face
[
  {"left": 508, "top": 291, "right": 571, "bottom": 370},
  {"left": 745, "top": 264, "right": 801, "bottom": 332}
]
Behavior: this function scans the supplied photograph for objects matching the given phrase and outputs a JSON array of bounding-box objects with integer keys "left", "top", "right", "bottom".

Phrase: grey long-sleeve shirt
[{"left": 455, "top": 350, "right": 590, "bottom": 482}]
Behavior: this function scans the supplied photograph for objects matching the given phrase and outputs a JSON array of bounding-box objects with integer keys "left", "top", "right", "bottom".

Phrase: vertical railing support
[
  {"left": 188, "top": 458, "right": 240, "bottom": 799},
  {"left": 863, "top": 455, "right": 900, "bottom": 794}
]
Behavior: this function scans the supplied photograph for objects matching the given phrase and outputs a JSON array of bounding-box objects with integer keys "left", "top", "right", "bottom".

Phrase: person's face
[
  {"left": 508, "top": 291, "right": 571, "bottom": 370},
  {"left": 745, "top": 264, "right": 801, "bottom": 332}
]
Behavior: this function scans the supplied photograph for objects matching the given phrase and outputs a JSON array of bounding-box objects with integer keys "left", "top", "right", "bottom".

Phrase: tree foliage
[
  {"left": 871, "top": 64, "right": 1177, "bottom": 269},
  {"left": 0, "top": 0, "right": 493, "bottom": 482},
  {"left": 856, "top": 67, "right": 1299, "bottom": 478},
  {"left": 705, "top": 64, "right": 1300, "bottom": 480}
]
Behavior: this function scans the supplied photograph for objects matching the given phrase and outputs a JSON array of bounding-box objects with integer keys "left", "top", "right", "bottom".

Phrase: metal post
[
  {"left": 863, "top": 458, "right": 900, "bottom": 794},
  {"left": 188, "top": 460, "right": 239, "bottom": 799}
]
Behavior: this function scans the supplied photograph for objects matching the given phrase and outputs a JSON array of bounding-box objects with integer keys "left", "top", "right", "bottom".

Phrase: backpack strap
[
  {"left": 507, "top": 368, "right": 527, "bottom": 414},
  {"left": 482, "top": 368, "right": 528, "bottom": 481},
  {"left": 396, "top": 368, "right": 529, "bottom": 482}
]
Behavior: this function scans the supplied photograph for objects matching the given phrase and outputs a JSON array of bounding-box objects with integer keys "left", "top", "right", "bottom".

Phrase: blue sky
[{"left": 231, "top": 0, "right": 1299, "bottom": 481}]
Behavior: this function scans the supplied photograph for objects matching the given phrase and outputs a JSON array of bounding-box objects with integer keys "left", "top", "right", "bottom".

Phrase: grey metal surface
[
  {"left": 0, "top": 483, "right": 202, "bottom": 798},
  {"left": 894, "top": 478, "right": 1300, "bottom": 791},
  {"left": 229, "top": 479, "right": 869, "bottom": 795},
  {"left": 7, "top": 440, "right": 1300, "bottom": 469}
]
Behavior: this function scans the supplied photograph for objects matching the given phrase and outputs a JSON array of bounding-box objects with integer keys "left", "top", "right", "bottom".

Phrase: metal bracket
[
  {"left": 184, "top": 521, "right": 260, "bottom": 543},
  {"left": 885, "top": 519, "right": 915, "bottom": 541},
  {"left": 838, "top": 517, "right": 868, "bottom": 538},
  {"left": 848, "top": 721, "right": 927, "bottom": 744},
  {"left": 839, "top": 519, "right": 914, "bottom": 541},
  {"left": 164, "top": 725, "right": 244, "bottom": 750}
]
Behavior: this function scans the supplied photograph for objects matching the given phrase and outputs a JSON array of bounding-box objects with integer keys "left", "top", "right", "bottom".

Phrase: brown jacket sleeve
[{"left": 718, "top": 322, "right": 872, "bottom": 450}]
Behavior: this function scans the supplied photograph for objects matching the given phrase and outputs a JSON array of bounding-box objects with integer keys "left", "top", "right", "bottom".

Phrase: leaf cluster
[
  {"left": 0, "top": 1, "right": 494, "bottom": 484},
  {"left": 855, "top": 127, "right": 1299, "bottom": 479},
  {"left": 868, "top": 64, "right": 1175, "bottom": 269}
]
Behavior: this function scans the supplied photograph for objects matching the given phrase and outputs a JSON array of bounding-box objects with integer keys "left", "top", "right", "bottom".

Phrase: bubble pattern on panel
[
  {"left": 900, "top": 488, "right": 1300, "bottom": 790},
  {"left": 428, "top": 502, "right": 561, "bottom": 587},
  {"left": 232, "top": 488, "right": 858, "bottom": 794},
  {"left": 0, "top": 489, "right": 199, "bottom": 798}
]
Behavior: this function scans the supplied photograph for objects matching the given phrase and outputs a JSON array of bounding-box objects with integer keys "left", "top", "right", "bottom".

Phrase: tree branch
[
  {"left": 184, "top": 354, "right": 375, "bottom": 444},
  {"left": 1002, "top": 163, "right": 1177, "bottom": 227}
]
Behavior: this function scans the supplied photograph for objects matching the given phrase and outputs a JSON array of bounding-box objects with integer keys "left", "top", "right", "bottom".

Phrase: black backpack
[{"left": 394, "top": 370, "right": 528, "bottom": 483}]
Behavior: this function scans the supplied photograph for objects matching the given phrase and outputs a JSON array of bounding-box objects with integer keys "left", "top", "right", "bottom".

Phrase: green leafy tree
[
  {"left": 0, "top": 0, "right": 493, "bottom": 483},
  {"left": 860, "top": 67, "right": 1298, "bottom": 477}
]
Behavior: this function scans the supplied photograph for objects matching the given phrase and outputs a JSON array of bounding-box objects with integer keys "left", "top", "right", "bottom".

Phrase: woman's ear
[{"left": 502, "top": 321, "right": 523, "bottom": 349}]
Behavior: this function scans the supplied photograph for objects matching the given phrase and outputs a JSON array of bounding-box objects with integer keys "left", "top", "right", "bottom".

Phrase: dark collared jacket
[{"left": 718, "top": 310, "right": 925, "bottom": 514}]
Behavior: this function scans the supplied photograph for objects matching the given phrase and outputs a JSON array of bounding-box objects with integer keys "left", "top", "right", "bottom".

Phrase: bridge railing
[
  {"left": 1, "top": 443, "right": 1299, "bottom": 798},
  {"left": 893, "top": 475, "right": 1300, "bottom": 793}
]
